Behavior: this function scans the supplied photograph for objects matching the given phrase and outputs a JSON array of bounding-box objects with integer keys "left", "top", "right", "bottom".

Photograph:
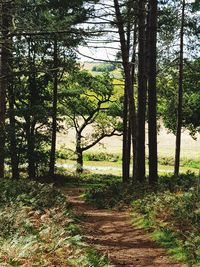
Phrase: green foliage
[
  {"left": 0, "top": 179, "right": 109, "bottom": 266},
  {"left": 133, "top": 186, "right": 200, "bottom": 265},
  {"left": 0, "top": 179, "right": 66, "bottom": 209},
  {"left": 158, "top": 58, "right": 200, "bottom": 136},
  {"left": 56, "top": 148, "right": 77, "bottom": 160},
  {"left": 158, "top": 171, "right": 197, "bottom": 191},
  {"left": 84, "top": 152, "right": 120, "bottom": 162},
  {"left": 158, "top": 156, "right": 200, "bottom": 169},
  {"left": 82, "top": 176, "right": 149, "bottom": 209},
  {"left": 92, "top": 63, "right": 116, "bottom": 72}
]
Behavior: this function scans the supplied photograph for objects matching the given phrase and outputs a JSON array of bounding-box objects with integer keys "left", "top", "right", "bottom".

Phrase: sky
[
  {"left": 76, "top": 0, "right": 199, "bottom": 62},
  {"left": 77, "top": 44, "right": 118, "bottom": 62}
]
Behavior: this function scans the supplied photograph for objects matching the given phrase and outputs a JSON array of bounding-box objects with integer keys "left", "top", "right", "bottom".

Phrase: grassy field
[
  {"left": 57, "top": 123, "right": 200, "bottom": 158},
  {"left": 56, "top": 123, "right": 200, "bottom": 175}
]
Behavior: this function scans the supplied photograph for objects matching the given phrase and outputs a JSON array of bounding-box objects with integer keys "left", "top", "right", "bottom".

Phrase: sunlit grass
[{"left": 56, "top": 158, "right": 199, "bottom": 177}]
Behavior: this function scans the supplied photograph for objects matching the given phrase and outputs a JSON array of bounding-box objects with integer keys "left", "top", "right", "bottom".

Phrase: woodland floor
[{"left": 62, "top": 187, "right": 184, "bottom": 267}]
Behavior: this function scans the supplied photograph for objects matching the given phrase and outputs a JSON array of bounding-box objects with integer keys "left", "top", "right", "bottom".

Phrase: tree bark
[
  {"left": 114, "top": 0, "right": 133, "bottom": 183},
  {"left": 8, "top": 82, "right": 19, "bottom": 180},
  {"left": 131, "top": 19, "right": 138, "bottom": 181},
  {"left": 76, "top": 133, "right": 83, "bottom": 174},
  {"left": 26, "top": 38, "right": 37, "bottom": 179},
  {"left": 0, "top": 1, "right": 10, "bottom": 178},
  {"left": 136, "top": 0, "right": 147, "bottom": 183},
  {"left": 174, "top": 0, "right": 185, "bottom": 176},
  {"left": 26, "top": 124, "right": 36, "bottom": 179},
  {"left": 49, "top": 37, "right": 58, "bottom": 177},
  {"left": 148, "top": 0, "right": 158, "bottom": 186}
]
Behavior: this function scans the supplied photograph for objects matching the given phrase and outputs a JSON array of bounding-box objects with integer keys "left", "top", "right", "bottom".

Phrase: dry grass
[{"left": 57, "top": 123, "right": 200, "bottom": 159}]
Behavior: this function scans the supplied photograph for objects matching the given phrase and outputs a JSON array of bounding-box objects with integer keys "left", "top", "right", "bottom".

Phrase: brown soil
[{"left": 62, "top": 187, "right": 184, "bottom": 267}]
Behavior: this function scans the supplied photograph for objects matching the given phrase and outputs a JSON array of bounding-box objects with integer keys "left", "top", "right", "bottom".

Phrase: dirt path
[{"left": 63, "top": 187, "right": 184, "bottom": 267}]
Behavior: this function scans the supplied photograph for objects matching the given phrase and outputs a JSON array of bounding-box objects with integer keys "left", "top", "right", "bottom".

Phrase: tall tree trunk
[
  {"left": 49, "top": 37, "right": 58, "bottom": 177},
  {"left": 148, "top": 0, "right": 158, "bottom": 186},
  {"left": 26, "top": 38, "right": 37, "bottom": 179},
  {"left": 76, "top": 133, "right": 83, "bottom": 174},
  {"left": 0, "top": 2, "right": 10, "bottom": 178},
  {"left": 6, "top": 3, "right": 19, "bottom": 180},
  {"left": 8, "top": 82, "right": 19, "bottom": 180},
  {"left": 114, "top": 0, "right": 133, "bottom": 183},
  {"left": 136, "top": 0, "right": 147, "bottom": 183},
  {"left": 26, "top": 123, "right": 36, "bottom": 179},
  {"left": 131, "top": 19, "right": 138, "bottom": 181},
  {"left": 174, "top": 0, "right": 185, "bottom": 176}
]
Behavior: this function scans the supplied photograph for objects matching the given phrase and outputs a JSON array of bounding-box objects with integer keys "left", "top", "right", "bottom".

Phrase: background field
[
  {"left": 56, "top": 122, "right": 200, "bottom": 175},
  {"left": 57, "top": 123, "right": 200, "bottom": 158}
]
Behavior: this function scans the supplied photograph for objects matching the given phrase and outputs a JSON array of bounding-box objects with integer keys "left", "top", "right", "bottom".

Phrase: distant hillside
[
  {"left": 80, "top": 61, "right": 102, "bottom": 71},
  {"left": 80, "top": 61, "right": 122, "bottom": 78}
]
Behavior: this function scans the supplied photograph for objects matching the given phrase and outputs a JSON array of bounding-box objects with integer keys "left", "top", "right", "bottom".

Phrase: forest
[{"left": 0, "top": 0, "right": 199, "bottom": 266}]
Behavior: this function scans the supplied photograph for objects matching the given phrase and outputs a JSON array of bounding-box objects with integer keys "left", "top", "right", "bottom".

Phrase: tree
[
  {"left": 0, "top": 1, "right": 12, "bottom": 178},
  {"left": 174, "top": 0, "right": 185, "bottom": 176},
  {"left": 4, "top": 0, "right": 98, "bottom": 179},
  {"left": 60, "top": 70, "right": 121, "bottom": 173},
  {"left": 148, "top": 0, "right": 158, "bottom": 186},
  {"left": 49, "top": 37, "right": 58, "bottom": 177},
  {"left": 113, "top": 0, "right": 132, "bottom": 183},
  {"left": 157, "top": 0, "right": 199, "bottom": 175},
  {"left": 158, "top": 58, "right": 200, "bottom": 138},
  {"left": 136, "top": 0, "right": 147, "bottom": 183}
]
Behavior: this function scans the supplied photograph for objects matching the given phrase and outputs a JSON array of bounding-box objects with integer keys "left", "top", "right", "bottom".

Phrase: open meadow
[{"left": 56, "top": 122, "right": 200, "bottom": 175}]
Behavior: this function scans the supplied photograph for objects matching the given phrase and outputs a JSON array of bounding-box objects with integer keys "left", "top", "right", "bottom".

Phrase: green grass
[
  {"left": 133, "top": 214, "right": 194, "bottom": 264},
  {"left": 132, "top": 187, "right": 200, "bottom": 266},
  {"left": 133, "top": 213, "right": 187, "bottom": 263},
  {"left": 56, "top": 148, "right": 200, "bottom": 173},
  {"left": 56, "top": 157, "right": 199, "bottom": 177}
]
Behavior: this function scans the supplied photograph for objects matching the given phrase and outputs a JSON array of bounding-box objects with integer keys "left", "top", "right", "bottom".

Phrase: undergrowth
[
  {"left": 133, "top": 188, "right": 200, "bottom": 266},
  {"left": 0, "top": 179, "right": 109, "bottom": 266}
]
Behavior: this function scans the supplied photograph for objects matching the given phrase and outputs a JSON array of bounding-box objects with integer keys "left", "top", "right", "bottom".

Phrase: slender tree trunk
[
  {"left": 8, "top": 82, "right": 19, "bottom": 180},
  {"left": 49, "top": 37, "right": 58, "bottom": 177},
  {"left": 76, "top": 133, "right": 83, "bottom": 174},
  {"left": 27, "top": 127, "right": 36, "bottom": 179},
  {"left": 131, "top": 19, "right": 138, "bottom": 181},
  {"left": 6, "top": 3, "right": 19, "bottom": 180},
  {"left": 136, "top": 0, "right": 147, "bottom": 183},
  {"left": 122, "top": 86, "right": 130, "bottom": 182},
  {"left": 26, "top": 38, "right": 37, "bottom": 179},
  {"left": 114, "top": 0, "right": 133, "bottom": 183},
  {"left": 148, "top": 0, "right": 158, "bottom": 186},
  {"left": 0, "top": 2, "right": 10, "bottom": 178},
  {"left": 174, "top": 0, "right": 185, "bottom": 176}
]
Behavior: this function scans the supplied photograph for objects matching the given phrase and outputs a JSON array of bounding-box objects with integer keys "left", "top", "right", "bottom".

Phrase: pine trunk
[
  {"left": 114, "top": 0, "right": 134, "bottom": 183},
  {"left": 131, "top": 19, "right": 138, "bottom": 181},
  {"left": 26, "top": 122, "right": 36, "bottom": 179},
  {"left": 148, "top": 0, "right": 158, "bottom": 186},
  {"left": 8, "top": 82, "right": 19, "bottom": 180},
  {"left": 174, "top": 0, "right": 185, "bottom": 176},
  {"left": 49, "top": 38, "right": 58, "bottom": 177},
  {"left": 0, "top": 2, "right": 10, "bottom": 178},
  {"left": 136, "top": 0, "right": 147, "bottom": 183}
]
